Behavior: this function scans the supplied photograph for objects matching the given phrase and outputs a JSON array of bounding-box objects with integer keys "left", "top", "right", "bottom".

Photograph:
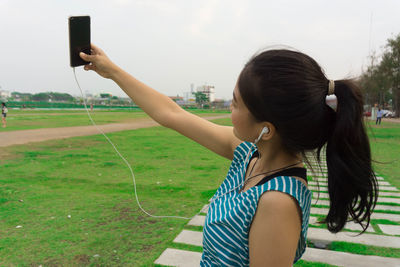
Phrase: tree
[
  {"left": 31, "top": 92, "right": 73, "bottom": 102},
  {"left": 11, "top": 92, "right": 32, "bottom": 101},
  {"left": 50, "top": 92, "right": 74, "bottom": 102},
  {"left": 193, "top": 92, "right": 209, "bottom": 108},
  {"left": 359, "top": 53, "right": 391, "bottom": 107},
  {"left": 359, "top": 33, "right": 400, "bottom": 117},
  {"left": 100, "top": 93, "right": 112, "bottom": 98},
  {"left": 382, "top": 34, "right": 400, "bottom": 117},
  {"left": 32, "top": 93, "right": 50, "bottom": 101}
]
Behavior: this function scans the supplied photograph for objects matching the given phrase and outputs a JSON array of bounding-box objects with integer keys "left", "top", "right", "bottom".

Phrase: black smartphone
[{"left": 68, "top": 16, "right": 91, "bottom": 67}]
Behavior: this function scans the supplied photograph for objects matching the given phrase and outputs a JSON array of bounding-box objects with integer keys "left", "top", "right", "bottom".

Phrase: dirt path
[
  {"left": 384, "top": 118, "right": 400, "bottom": 123},
  {"left": 0, "top": 115, "right": 230, "bottom": 148},
  {"left": 10, "top": 112, "right": 92, "bottom": 116}
]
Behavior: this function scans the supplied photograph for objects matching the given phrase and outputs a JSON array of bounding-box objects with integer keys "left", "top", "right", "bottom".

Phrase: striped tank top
[{"left": 200, "top": 142, "right": 312, "bottom": 266}]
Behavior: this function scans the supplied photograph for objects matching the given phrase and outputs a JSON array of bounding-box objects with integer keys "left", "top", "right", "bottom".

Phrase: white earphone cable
[{"left": 73, "top": 67, "right": 203, "bottom": 220}]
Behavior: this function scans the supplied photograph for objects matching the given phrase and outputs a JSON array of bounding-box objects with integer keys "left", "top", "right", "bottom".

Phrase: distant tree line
[
  {"left": 8, "top": 91, "right": 129, "bottom": 104},
  {"left": 11, "top": 92, "right": 74, "bottom": 102},
  {"left": 359, "top": 33, "right": 400, "bottom": 117}
]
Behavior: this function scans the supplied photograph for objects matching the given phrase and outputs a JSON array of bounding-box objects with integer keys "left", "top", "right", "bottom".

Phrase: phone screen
[{"left": 69, "top": 16, "right": 91, "bottom": 67}]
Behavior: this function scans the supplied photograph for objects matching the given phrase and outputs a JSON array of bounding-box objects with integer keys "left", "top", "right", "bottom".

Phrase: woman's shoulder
[
  {"left": 257, "top": 190, "right": 302, "bottom": 218},
  {"left": 258, "top": 176, "right": 311, "bottom": 211}
]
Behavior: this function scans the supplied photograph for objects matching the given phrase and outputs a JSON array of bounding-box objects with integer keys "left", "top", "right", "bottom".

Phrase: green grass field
[
  {"left": 366, "top": 120, "right": 400, "bottom": 189},
  {"left": 0, "top": 112, "right": 399, "bottom": 266},
  {"left": 0, "top": 120, "right": 231, "bottom": 266},
  {"left": 0, "top": 109, "right": 229, "bottom": 132}
]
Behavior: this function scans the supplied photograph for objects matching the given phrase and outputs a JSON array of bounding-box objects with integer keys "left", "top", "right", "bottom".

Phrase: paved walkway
[
  {"left": 0, "top": 115, "right": 230, "bottom": 148},
  {"left": 154, "top": 156, "right": 400, "bottom": 266}
]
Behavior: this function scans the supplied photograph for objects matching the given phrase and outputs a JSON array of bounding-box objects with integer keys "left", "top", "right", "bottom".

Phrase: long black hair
[{"left": 238, "top": 49, "right": 378, "bottom": 233}]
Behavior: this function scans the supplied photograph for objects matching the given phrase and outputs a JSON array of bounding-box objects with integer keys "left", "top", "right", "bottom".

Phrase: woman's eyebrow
[{"left": 232, "top": 92, "right": 237, "bottom": 102}]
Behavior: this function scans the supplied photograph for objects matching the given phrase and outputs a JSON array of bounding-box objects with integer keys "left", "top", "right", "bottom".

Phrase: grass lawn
[
  {"left": 0, "top": 119, "right": 231, "bottom": 266},
  {"left": 366, "top": 119, "right": 400, "bottom": 189},
  {"left": 0, "top": 109, "right": 230, "bottom": 132},
  {"left": 0, "top": 115, "right": 398, "bottom": 266}
]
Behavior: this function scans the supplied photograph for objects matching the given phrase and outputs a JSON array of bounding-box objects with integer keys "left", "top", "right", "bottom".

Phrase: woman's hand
[{"left": 79, "top": 44, "right": 120, "bottom": 79}]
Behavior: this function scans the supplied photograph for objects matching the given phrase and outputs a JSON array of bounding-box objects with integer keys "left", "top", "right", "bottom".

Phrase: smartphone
[{"left": 68, "top": 16, "right": 91, "bottom": 67}]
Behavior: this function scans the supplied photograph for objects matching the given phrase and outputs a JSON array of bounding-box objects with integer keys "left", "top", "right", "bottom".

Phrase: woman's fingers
[
  {"left": 79, "top": 52, "right": 95, "bottom": 62},
  {"left": 90, "top": 43, "right": 102, "bottom": 54},
  {"left": 84, "top": 64, "right": 95, "bottom": 71},
  {"left": 79, "top": 44, "right": 114, "bottom": 78},
  {"left": 80, "top": 44, "right": 106, "bottom": 63},
  {"left": 79, "top": 52, "right": 89, "bottom": 61}
]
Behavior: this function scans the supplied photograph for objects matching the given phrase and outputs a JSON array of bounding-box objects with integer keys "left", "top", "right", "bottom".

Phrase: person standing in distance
[
  {"left": 376, "top": 107, "right": 383, "bottom": 125},
  {"left": 80, "top": 45, "right": 378, "bottom": 266},
  {"left": 1, "top": 102, "right": 7, "bottom": 128}
]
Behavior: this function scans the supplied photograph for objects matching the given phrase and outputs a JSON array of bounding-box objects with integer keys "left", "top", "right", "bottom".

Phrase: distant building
[
  {"left": 169, "top": 96, "right": 184, "bottom": 102},
  {"left": 169, "top": 96, "right": 185, "bottom": 106},
  {"left": 196, "top": 85, "right": 215, "bottom": 102},
  {"left": 183, "top": 92, "right": 191, "bottom": 102},
  {"left": 0, "top": 90, "right": 11, "bottom": 99},
  {"left": 211, "top": 99, "right": 231, "bottom": 109}
]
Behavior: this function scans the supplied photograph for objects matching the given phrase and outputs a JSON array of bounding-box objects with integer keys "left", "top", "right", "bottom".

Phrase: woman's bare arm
[
  {"left": 249, "top": 191, "right": 302, "bottom": 266},
  {"left": 80, "top": 44, "right": 241, "bottom": 160}
]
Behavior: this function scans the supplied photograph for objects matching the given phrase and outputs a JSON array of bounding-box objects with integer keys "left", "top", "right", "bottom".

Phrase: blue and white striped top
[{"left": 200, "top": 142, "right": 312, "bottom": 266}]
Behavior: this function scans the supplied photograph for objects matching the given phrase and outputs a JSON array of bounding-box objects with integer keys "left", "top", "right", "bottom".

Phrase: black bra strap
[{"left": 255, "top": 167, "right": 307, "bottom": 186}]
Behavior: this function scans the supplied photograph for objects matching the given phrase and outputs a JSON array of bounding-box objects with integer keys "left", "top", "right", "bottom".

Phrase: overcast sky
[{"left": 1, "top": 0, "right": 400, "bottom": 99}]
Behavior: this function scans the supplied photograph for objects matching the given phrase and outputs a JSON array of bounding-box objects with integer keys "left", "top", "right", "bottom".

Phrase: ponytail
[{"left": 324, "top": 79, "right": 378, "bottom": 233}]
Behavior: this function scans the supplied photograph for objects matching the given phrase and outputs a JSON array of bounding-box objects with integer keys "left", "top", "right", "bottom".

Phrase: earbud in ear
[
  {"left": 261, "top": 126, "right": 270, "bottom": 135},
  {"left": 254, "top": 126, "right": 270, "bottom": 144}
]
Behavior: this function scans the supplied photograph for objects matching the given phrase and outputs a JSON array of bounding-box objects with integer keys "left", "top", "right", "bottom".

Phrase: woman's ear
[{"left": 260, "top": 122, "right": 276, "bottom": 141}]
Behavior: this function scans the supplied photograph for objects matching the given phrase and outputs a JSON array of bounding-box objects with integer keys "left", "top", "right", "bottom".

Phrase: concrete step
[
  {"left": 173, "top": 229, "right": 203, "bottom": 247},
  {"left": 188, "top": 215, "right": 206, "bottom": 227},
  {"left": 311, "top": 174, "right": 328, "bottom": 178},
  {"left": 311, "top": 207, "right": 400, "bottom": 221},
  {"left": 309, "top": 185, "right": 328, "bottom": 191},
  {"left": 343, "top": 221, "right": 375, "bottom": 233},
  {"left": 309, "top": 181, "right": 391, "bottom": 187},
  {"left": 378, "top": 186, "right": 399, "bottom": 191},
  {"left": 308, "top": 227, "right": 400, "bottom": 248},
  {"left": 309, "top": 216, "right": 375, "bottom": 233},
  {"left": 309, "top": 181, "right": 328, "bottom": 186},
  {"left": 302, "top": 247, "right": 400, "bottom": 267},
  {"left": 379, "top": 192, "right": 400, "bottom": 197},
  {"left": 375, "top": 197, "right": 400, "bottom": 205},
  {"left": 312, "top": 199, "right": 400, "bottom": 212},
  {"left": 154, "top": 248, "right": 202, "bottom": 266},
  {"left": 200, "top": 204, "right": 209, "bottom": 213},
  {"left": 310, "top": 185, "right": 400, "bottom": 192},
  {"left": 174, "top": 225, "right": 400, "bottom": 250},
  {"left": 313, "top": 178, "right": 328, "bottom": 182},
  {"left": 154, "top": 244, "right": 400, "bottom": 266},
  {"left": 378, "top": 224, "right": 400, "bottom": 236},
  {"left": 312, "top": 192, "right": 400, "bottom": 204},
  {"left": 309, "top": 174, "right": 386, "bottom": 181}
]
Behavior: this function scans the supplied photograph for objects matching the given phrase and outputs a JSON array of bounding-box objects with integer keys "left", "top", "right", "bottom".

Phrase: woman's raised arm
[{"left": 80, "top": 44, "right": 241, "bottom": 160}]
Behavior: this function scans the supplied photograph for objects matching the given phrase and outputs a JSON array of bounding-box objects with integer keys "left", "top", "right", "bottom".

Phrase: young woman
[
  {"left": 1, "top": 102, "right": 7, "bottom": 128},
  {"left": 80, "top": 45, "right": 378, "bottom": 266}
]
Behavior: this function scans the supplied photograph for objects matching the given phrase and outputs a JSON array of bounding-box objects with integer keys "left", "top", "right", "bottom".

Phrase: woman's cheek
[
  {"left": 231, "top": 111, "right": 244, "bottom": 140},
  {"left": 231, "top": 112, "right": 237, "bottom": 133}
]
